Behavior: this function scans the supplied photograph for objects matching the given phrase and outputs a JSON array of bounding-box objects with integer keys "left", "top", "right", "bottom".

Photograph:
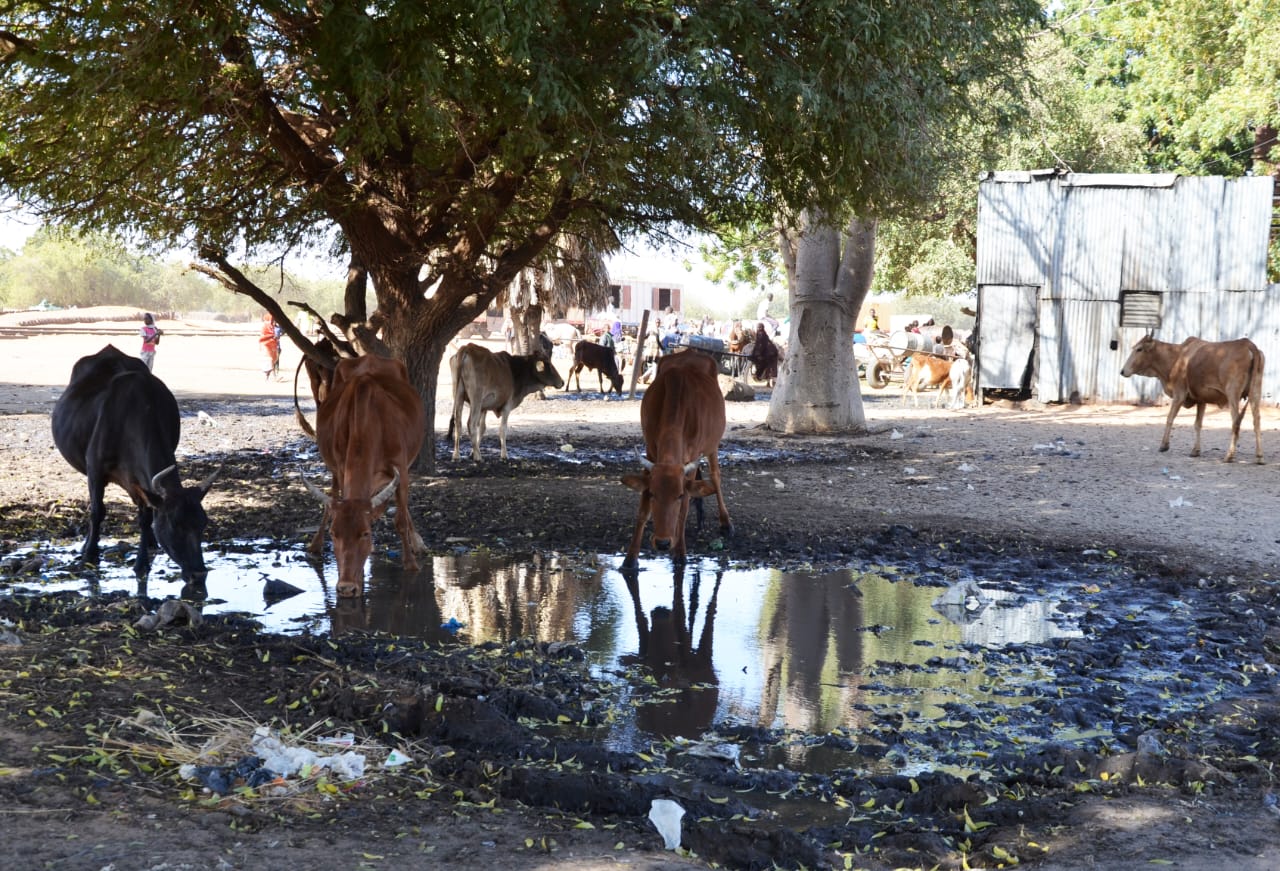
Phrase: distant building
[
  {"left": 590, "top": 278, "right": 684, "bottom": 327},
  {"left": 976, "top": 170, "right": 1278, "bottom": 404}
]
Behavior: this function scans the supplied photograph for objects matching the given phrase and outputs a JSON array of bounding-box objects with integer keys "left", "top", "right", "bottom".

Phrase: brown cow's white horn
[
  {"left": 150, "top": 465, "right": 177, "bottom": 492},
  {"left": 683, "top": 459, "right": 700, "bottom": 475},
  {"left": 301, "top": 471, "right": 332, "bottom": 507},
  {"left": 635, "top": 448, "right": 654, "bottom": 470},
  {"left": 371, "top": 470, "right": 400, "bottom": 509}
]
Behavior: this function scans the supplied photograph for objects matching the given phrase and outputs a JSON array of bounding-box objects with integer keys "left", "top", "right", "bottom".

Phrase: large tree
[{"left": 0, "top": 1, "right": 1040, "bottom": 459}]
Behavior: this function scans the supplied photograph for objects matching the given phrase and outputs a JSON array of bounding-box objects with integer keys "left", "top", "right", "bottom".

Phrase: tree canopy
[{"left": 0, "top": 0, "right": 1041, "bottom": 462}]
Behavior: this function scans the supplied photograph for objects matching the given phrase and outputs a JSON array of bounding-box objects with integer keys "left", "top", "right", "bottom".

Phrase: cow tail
[
  {"left": 293, "top": 357, "right": 317, "bottom": 439},
  {"left": 1246, "top": 343, "right": 1265, "bottom": 406}
]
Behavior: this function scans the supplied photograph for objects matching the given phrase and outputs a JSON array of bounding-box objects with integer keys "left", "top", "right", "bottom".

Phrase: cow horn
[
  {"left": 683, "top": 459, "right": 700, "bottom": 475},
  {"left": 301, "top": 471, "right": 332, "bottom": 507},
  {"left": 197, "top": 463, "right": 223, "bottom": 495},
  {"left": 635, "top": 448, "right": 654, "bottom": 470},
  {"left": 150, "top": 465, "right": 177, "bottom": 492},
  {"left": 371, "top": 470, "right": 400, "bottom": 509}
]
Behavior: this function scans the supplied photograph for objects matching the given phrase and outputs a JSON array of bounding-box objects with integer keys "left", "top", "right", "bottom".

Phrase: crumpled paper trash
[{"left": 648, "top": 798, "right": 686, "bottom": 850}]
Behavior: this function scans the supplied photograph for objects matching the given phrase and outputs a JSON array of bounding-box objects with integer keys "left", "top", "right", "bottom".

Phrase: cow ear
[
  {"left": 140, "top": 488, "right": 164, "bottom": 509},
  {"left": 687, "top": 479, "right": 716, "bottom": 499},
  {"left": 620, "top": 473, "right": 648, "bottom": 493}
]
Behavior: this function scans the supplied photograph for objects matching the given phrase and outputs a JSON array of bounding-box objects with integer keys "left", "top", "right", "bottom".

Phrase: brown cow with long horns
[
  {"left": 621, "top": 350, "right": 733, "bottom": 566},
  {"left": 1121, "top": 334, "right": 1264, "bottom": 464},
  {"left": 303, "top": 354, "right": 426, "bottom": 596}
]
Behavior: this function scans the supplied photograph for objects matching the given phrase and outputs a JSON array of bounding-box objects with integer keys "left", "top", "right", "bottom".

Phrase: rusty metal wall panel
[{"left": 1173, "top": 176, "right": 1225, "bottom": 291}]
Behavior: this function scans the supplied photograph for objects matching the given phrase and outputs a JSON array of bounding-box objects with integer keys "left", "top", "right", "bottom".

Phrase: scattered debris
[
  {"left": 648, "top": 798, "right": 686, "bottom": 850},
  {"left": 134, "top": 599, "right": 202, "bottom": 632}
]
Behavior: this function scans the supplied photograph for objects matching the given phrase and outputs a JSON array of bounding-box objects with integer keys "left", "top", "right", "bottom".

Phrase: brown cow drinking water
[
  {"left": 1121, "top": 335, "right": 1264, "bottom": 464},
  {"left": 621, "top": 350, "right": 733, "bottom": 566},
  {"left": 303, "top": 354, "right": 426, "bottom": 597}
]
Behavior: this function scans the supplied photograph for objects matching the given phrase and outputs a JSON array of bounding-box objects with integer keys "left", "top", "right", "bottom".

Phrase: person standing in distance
[{"left": 139, "top": 313, "right": 162, "bottom": 371}]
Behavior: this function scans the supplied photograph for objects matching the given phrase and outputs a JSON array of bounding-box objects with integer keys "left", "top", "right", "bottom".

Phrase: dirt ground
[{"left": 3, "top": 311, "right": 1280, "bottom": 870}]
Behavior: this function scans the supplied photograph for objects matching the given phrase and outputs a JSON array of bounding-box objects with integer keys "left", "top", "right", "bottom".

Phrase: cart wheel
[{"left": 867, "top": 361, "right": 890, "bottom": 389}]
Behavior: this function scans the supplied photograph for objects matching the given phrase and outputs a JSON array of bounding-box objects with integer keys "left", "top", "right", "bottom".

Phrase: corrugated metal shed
[{"left": 976, "top": 171, "right": 1277, "bottom": 404}]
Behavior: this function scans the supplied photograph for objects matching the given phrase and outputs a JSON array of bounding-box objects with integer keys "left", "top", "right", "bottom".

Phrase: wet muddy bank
[
  {"left": 5, "top": 393, "right": 1280, "bottom": 869},
  {"left": 4, "top": 535, "right": 1280, "bottom": 870}
]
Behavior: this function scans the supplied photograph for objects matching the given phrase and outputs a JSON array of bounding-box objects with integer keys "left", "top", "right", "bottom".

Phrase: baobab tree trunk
[
  {"left": 765, "top": 212, "right": 876, "bottom": 433},
  {"left": 510, "top": 303, "right": 545, "bottom": 355}
]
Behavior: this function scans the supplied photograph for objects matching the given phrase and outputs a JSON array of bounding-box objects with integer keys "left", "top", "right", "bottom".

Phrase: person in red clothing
[
  {"left": 259, "top": 313, "right": 281, "bottom": 380},
  {"left": 139, "top": 313, "right": 162, "bottom": 371}
]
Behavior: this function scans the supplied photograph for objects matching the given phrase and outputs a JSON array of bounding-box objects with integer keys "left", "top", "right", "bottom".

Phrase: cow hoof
[
  {"left": 721, "top": 522, "right": 734, "bottom": 538},
  {"left": 336, "top": 585, "right": 362, "bottom": 599},
  {"left": 1158, "top": 445, "right": 1171, "bottom": 453}
]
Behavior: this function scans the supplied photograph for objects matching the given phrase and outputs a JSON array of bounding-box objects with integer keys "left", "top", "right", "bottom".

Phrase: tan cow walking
[{"left": 1121, "top": 335, "right": 1265, "bottom": 464}]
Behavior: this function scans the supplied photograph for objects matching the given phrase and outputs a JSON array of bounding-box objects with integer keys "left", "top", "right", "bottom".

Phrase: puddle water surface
[{"left": 5, "top": 542, "right": 1086, "bottom": 774}]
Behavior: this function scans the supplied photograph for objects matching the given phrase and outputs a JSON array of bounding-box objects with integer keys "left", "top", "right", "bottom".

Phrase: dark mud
[{"left": 4, "top": 398, "right": 1280, "bottom": 870}]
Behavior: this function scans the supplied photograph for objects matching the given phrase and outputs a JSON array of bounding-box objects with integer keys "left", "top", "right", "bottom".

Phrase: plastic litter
[
  {"left": 441, "top": 617, "right": 465, "bottom": 633},
  {"left": 179, "top": 755, "right": 278, "bottom": 795},
  {"left": 250, "top": 727, "right": 366, "bottom": 781},
  {"left": 383, "top": 749, "right": 413, "bottom": 768},
  {"left": 648, "top": 798, "right": 686, "bottom": 850},
  {"left": 889, "top": 429, "right": 903, "bottom": 440},
  {"left": 316, "top": 733, "right": 356, "bottom": 747}
]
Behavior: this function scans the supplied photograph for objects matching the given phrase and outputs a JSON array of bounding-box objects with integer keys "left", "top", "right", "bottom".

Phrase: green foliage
[
  {"left": 0, "top": 227, "right": 343, "bottom": 315},
  {"left": 1065, "top": 0, "right": 1280, "bottom": 176},
  {"left": 873, "top": 22, "right": 1148, "bottom": 298},
  {"left": 0, "top": 0, "right": 1042, "bottom": 308}
]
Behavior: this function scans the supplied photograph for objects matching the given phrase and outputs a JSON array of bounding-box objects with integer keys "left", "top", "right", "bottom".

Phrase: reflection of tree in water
[
  {"left": 757, "top": 569, "right": 863, "bottom": 736},
  {"left": 620, "top": 563, "right": 722, "bottom": 740},
  {"left": 324, "top": 553, "right": 598, "bottom": 642},
  {"left": 433, "top": 552, "right": 595, "bottom": 643}
]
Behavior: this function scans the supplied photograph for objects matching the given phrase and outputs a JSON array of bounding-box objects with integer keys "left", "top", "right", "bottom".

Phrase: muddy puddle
[{"left": 2, "top": 540, "right": 1104, "bottom": 776}]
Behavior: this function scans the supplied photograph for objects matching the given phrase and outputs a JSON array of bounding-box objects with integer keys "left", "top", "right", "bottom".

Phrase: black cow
[
  {"left": 51, "top": 345, "right": 219, "bottom": 584},
  {"left": 567, "top": 340, "right": 624, "bottom": 395}
]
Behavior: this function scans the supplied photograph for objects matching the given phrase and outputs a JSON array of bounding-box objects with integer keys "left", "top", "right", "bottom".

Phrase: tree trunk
[
  {"left": 344, "top": 258, "right": 369, "bottom": 324},
  {"left": 373, "top": 268, "right": 475, "bottom": 475},
  {"left": 765, "top": 211, "right": 876, "bottom": 433},
  {"left": 511, "top": 303, "right": 545, "bottom": 355}
]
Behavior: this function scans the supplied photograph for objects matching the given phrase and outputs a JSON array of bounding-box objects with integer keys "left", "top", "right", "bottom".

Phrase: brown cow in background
[
  {"left": 303, "top": 355, "right": 426, "bottom": 597},
  {"left": 621, "top": 350, "right": 732, "bottom": 566},
  {"left": 1121, "top": 335, "right": 1264, "bottom": 464},
  {"left": 449, "top": 343, "right": 564, "bottom": 461}
]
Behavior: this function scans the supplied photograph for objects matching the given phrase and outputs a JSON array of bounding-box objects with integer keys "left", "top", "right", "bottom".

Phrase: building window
[
  {"left": 657, "top": 287, "right": 673, "bottom": 310},
  {"left": 608, "top": 284, "right": 621, "bottom": 309},
  {"left": 1120, "top": 290, "right": 1162, "bottom": 329}
]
